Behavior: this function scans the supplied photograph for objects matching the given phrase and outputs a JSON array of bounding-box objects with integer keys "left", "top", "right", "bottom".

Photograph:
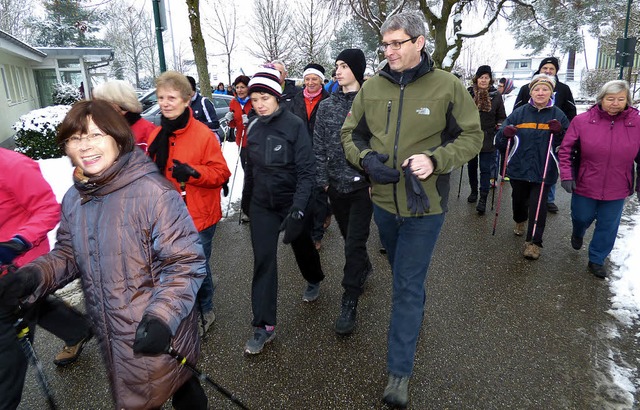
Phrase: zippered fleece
[{"left": 341, "top": 54, "right": 483, "bottom": 216}]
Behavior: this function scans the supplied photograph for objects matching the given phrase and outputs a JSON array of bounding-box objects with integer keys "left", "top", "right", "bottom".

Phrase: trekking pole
[
  {"left": 491, "top": 151, "right": 499, "bottom": 210},
  {"left": 457, "top": 163, "right": 464, "bottom": 198},
  {"left": 14, "top": 316, "right": 58, "bottom": 410},
  {"left": 225, "top": 131, "right": 244, "bottom": 219},
  {"left": 492, "top": 138, "right": 512, "bottom": 235},
  {"left": 167, "top": 347, "right": 250, "bottom": 410},
  {"left": 531, "top": 133, "right": 555, "bottom": 240}
]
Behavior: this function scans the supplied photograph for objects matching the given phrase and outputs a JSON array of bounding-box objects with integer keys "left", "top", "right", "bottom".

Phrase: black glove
[
  {"left": 561, "top": 180, "right": 576, "bottom": 193},
  {"left": 279, "top": 207, "right": 305, "bottom": 244},
  {"left": 0, "top": 265, "right": 41, "bottom": 308},
  {"left": 361, "top": 152, "right": 400, "bottom": 184},
  {"left": 222, "top": 180, "right": 229, "bottom": 197},
  {"left": 547, "top": 119, "right": 563, "bottom": 134},
  {"left": 0, "top": 236, "right": 30, "bottom": 264},
  {"left": 403, "top": 160, "right": 430, "bottom": 215},
  {"left": 171, "top": 160, "right": 201, "bottom": 183},
  {"left": 503, "top": 125, "right": 517, "bottom": 139},
  {"left": 133, "top": 315, "right": 172, "bottom": 355}
]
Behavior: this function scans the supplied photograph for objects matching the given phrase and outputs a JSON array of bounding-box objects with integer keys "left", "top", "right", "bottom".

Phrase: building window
[{"left": 0, "top": 67, "right": 9, "bottom": 100}]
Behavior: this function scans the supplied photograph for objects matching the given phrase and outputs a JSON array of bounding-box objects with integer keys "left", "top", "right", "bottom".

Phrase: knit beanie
[
  {"left": 302, "top": 63, "right": 326, "bottom": 82},
  {"left": 475, "top": 65, "right": 492, "bottom": 79},
  {"left": 336, "top": 48, "right": 367, "bottom": 85},
  {"left": 248, "top": 66, "right": 282, "bottom": 100},
  {"left": 529, "top": 74, "right": 556, "bottom": 92},
  {"left": 537, "top": 57, "right": 560, "bottom": 73},
  {"left": 186, "top": 76, "right": 197, "bottom": 92}
]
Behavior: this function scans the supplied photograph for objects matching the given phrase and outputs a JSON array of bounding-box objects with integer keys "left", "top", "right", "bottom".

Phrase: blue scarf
[{"left": 236, "top": 96, "right": 250, "bottom": 107}]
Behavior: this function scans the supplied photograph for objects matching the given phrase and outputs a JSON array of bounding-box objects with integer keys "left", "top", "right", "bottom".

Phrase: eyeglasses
[
  {"left": 64, "top": 132, "right": 106, "bottom": 149},
  {"left": 378, "top": 37, "right": 418, "bottom": 53}
]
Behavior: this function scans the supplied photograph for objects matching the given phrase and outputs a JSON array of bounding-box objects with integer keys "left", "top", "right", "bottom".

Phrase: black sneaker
[
  {"left": 588, "top": 262, "right": 608, "bottom": 279},
  {"left": 476, "top": 193, "right": 488, "bottom": 215},
  {"left": 571, "top": 235, "right": 583, "bottom": 250},
  {"left": 383, "top": 374, "right": 410, "bottom": 409},
  {"left": 547, "top": 202, "right": 559, "bottom": 213},
  {"left": 335, "top": 296, "right": 358, "bottom": 335},
  {"left": 467, "top": 191, "right": 478, "bottom": 203}
]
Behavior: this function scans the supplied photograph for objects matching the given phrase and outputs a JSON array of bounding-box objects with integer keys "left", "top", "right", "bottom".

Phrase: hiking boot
[
  {"left": 303, "top": 282, "right": 320, "bottom": 302},
  {"left": 476, "top": 192, "right": 488, "bottom": 215},
  {"left": 588, "top": 262, "right": 608, "bottom": 279},
  {"left": 523, "top": 242, "right": 541, "bottom": 260},
  {"left": 199, "top": 310, "right": 215, "bottom": 337},
  {"left": 383, "top": 374, "right": 410, "bottom": 409},
  {"left": 335, "top": 296, "right": 358, "bottom": 335},
  {"left": 571, "top": 235, "right": 583, "bottom": 250},
  {"left": 467, "top": 191, "right": 478, "bottom": 203},
  {"left": 53, "top": 332, "right": 93, "bottom": 366},
  {"left": 244, "top": 327, "right": 275, "bottom": 355},
  {"left": 241, "top": 212, "right": 250, "bottom": 223},
  {"left": 547, "top": 202, "right": 559, "bottom": 213},
  {"left": 513, "top": 221, "right": 526, "bottom": 236}
]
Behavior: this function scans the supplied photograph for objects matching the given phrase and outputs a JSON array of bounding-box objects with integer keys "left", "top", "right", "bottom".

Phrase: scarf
[
  {"left": 473, "top": 86, "right": 492, "bottom": 112},
  {"left": 74, "top": 151, "right": 133, "bottom": 204},
  {"left": 123, "top": 111, "right": 142, "bottom": 126},
  {"left": 236, "top": 95, "right": 250, "bottom": 108},
  {"left": 148, "top": 108, "right": 190, "bottom": 174},
  {"left": 303, "top": 87, "right": 322, "bottom": 101}
]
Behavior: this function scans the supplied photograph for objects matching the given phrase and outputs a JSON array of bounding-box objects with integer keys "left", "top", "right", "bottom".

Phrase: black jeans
[
  {"left": 172, "top": 375, "right": 208, "bottom": 409},
  {"left": 510, "top": 179, "right": 551, "bottom": 246},
  {"left": 0, "top": 308, "right": 29, "bottom": 410},
  {"left": 328, "top": 186, "right": 373, "bottom": 299},
  {"left": 240, "top": 147, "right": 253, "bottom": 216},
  {"left": 38, "top": 295, "right": 92, "bottom": 346},
  {"left": 311, "top": 188, "right": 331, "bottom": 242},
  {"left": 249, "top": 201, "right": 324, "bottom": 327}
]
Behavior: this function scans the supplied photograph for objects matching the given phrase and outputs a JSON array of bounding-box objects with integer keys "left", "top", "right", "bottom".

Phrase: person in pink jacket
[{"left": 558, "top": 80, "right": 640, "bottom": 278}]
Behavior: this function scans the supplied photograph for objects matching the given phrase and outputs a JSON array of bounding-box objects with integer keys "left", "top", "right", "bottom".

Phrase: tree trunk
[
  {"left": 566, "top": 47, "right": 576, "bottom": 82},
  {"left": 186, "top": 0, "right": 212, "bottom": 98}
]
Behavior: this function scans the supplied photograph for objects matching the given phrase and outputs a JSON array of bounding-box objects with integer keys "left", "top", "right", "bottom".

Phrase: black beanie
[
  {"left": 336, "top": 48, "right": 367, "bottom": 85},
  {"left": 475, "top": 65, "right": 492, "bottom": 79},
  {"left": 538, "top": 57, "right": 560, "bottom": 73},
  {"left": 186, "top": 76, "right": 197, "bottom": 92}
]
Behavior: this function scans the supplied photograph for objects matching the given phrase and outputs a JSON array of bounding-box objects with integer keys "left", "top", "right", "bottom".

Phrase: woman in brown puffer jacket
[{"left": 0, "top": 100, "right": 208, "bottom": 409}]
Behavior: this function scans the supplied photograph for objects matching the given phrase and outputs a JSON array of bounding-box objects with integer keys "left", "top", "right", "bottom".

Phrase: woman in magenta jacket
[{"left": 559, "top": 80, "right": 640, "bottom": 279}]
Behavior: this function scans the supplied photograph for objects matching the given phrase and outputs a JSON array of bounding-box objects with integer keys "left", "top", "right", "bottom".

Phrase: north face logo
[
  {"left": 416, "top": 107, "right": 430, "bottom": 115},
  {"left": 274, "top": 145, "right": 282, "bottom": 151}
]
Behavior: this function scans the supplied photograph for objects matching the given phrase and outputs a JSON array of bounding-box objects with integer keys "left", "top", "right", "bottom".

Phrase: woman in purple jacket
[{"left": 559, "top": 80, "right": 640, "bottom": 279}]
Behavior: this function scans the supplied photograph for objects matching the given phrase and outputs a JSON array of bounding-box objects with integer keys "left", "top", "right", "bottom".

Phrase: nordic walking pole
[
  {"left": 531, "top": 133, "right": 555, "bottom": 241},
  {"left": 492, "top": 137, "right": 512, "bottom": 235},
  {"left": 15, "top": 316, "right": 57, "bottom": 410},
  {"left": 491, "top": 151, "right": 499, "bottom": 210},
  {"left": 167, "top": 347, "right": 250, "bottom": 410},
  {"left": 457, "top": 163, "right": 464, "bottom": 198},
  {"left": 225, "top": 131, "right": 244, "bottom": 219}
]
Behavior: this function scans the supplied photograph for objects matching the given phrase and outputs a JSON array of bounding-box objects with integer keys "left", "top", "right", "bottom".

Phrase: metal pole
[
  {"left": 620, "top": 0, "right": 633, "bottom": 79},
  {"left": 166, "top": 0, "right": 178, "bottom": 70},
  {"left": 152, "top": 0, "right": 167, "bottom": 73}
]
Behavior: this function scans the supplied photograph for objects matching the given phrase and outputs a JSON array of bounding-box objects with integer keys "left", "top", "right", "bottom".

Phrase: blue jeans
[
  {"left": 196, "top": 224, "right": 217, "bottom": 313},
  {"left": 373, "top": 205, "right": 445, "bottom": 376},
  {"left": 571, "top": 194, "right": 625, "bottom": 265},
  {"left": 547, "top": 184, "right": 556, "bottom": 203}
]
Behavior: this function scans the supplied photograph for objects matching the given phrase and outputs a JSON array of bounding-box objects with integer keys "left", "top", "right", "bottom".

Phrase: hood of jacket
[{"left": 379, "top": 51, "right": 435, "bottom": 85}]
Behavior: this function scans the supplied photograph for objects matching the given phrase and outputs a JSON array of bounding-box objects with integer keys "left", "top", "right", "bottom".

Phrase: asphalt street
[{"left": 18, "top": 169, "right": 639, "bottom": 409}]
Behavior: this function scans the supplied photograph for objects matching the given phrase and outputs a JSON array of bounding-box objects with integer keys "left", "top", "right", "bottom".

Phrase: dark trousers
[
  {"left": 328, "top": 186, "right": 373, "bottom": 299},
  {"left": 38, "top": 295, "right": 92, "bottom": 346},
  {"left": 510, "top": 179, "right": 551, "bottom": 246},
  {"left": 240, "top": 147, "right": 252, "bottom": 216},
  {"left": 311, "top": 188, "right": 331, "bottom": 242},
  {"left": 249, "top": 202, "right": 324, "bottom": 327},
  {"left": 467, "top": 152, "right": 495, "bottom": 194},
  {"left": 171, "top": 375, "right": 208, "bottom": 409},
  {"left": 0, "top": 308, "right": 29, "bottom": 410}
]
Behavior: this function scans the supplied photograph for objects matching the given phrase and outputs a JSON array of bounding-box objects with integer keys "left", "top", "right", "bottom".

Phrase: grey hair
[
  {"left": 92, "top": 80, "right": 142, "bottom": 113},
  {"left": 271, "top": 60, "right": 287, "bottom": 72},
  {"left": 380, "top": 12, "right": 426, "bottom": 39},
  {"left": 596, "top": 80, "right": 632, "bottom": 105}
]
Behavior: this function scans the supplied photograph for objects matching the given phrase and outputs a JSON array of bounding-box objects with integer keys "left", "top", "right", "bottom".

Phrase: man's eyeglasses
[
  {"left": 378, "top": 37, "right": 418, "bottom": 53},
  {"left": 64, "top": 132, "right": 106, "bottom": 149}
]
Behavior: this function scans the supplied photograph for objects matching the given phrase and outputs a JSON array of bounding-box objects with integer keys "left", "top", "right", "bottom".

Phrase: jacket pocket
[{"left": 265, "top": 134, "right": 291, "bottom": 166}]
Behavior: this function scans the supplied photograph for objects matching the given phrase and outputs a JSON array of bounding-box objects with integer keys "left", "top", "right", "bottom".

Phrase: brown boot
[
  {"left": 53, "top": 332, "right": 93, "bottom": 366},
  {"left": 523, "top": 242, "right": 541, "bottom": 260},
  {"left": 513, "top": 221, "right": 526, "bottom": 236}
]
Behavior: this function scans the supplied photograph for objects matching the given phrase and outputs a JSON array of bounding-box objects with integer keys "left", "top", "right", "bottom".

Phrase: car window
[{"left": 212, "top": 97, "right": 230, "bottom": 109}]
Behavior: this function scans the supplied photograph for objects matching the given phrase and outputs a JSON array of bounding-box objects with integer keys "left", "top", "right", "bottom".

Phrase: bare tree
[
  {"left": 171, "top": 39, "right": 195, "bottom": 74},
  {"left": 140, "top": 18, "right": 159, "bottom": 82},
  {"left": 0, "top": 0, "right": 35, "bottom": 40},
  {"left": 249, "top": 0, "right": 296, "bottom": 65},
  {"left": 186, "top": 0, "right": 212, "bottom": 98},
  {"left": 204, "top": 0, "right": 237, "bottom": 86},
  {"left": 103, "top": 2, "right": 155, "bottom": 88},
  {"left": 292, "top": 0, "right": 337, "bottom": 71}
]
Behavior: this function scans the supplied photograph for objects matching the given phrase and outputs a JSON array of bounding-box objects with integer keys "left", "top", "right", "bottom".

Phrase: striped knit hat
[
  {"left": 248, "top": 66, "right": 282, "bottom": 100},
  {"left": 529, "top": 73, "right": 556, "bottom": 92}
]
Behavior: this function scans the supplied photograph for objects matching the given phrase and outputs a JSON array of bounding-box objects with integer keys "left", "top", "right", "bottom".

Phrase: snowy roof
[
  {"left": 36, "top": 47, "right": 114, "bottom": 62},
  {"left": 0, "top": 29, "right": 46, "bottom": 61}
]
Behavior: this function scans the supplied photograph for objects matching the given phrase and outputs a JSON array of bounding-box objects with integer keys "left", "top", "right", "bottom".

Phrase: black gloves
[
  {"left": 133, "top": 315, "right": 172, "bottom": 355},
  {"left": 222, "top": 180, "right": 229, "bottom": 197},
  {"left": 503, "top": 125, "right": 518, "bottom": 139},
  {"left": 361, "top": 152, "right": 400, "bottom": 184},
  {"left": 0, "top": 264, "right": 41, "bottom": 308},
  {"left": 0, "top": 236, "right": 30, "bottom": 264},
  {"left": 171, "top": 159, "right": 201, "bottom": 183},
  {"left": 279, "top": 207, "right": 305, "bottom": 244},
  {"left": 547, "top": 119, "right": 563, "bottom": 134},
  {"left": 403, "top": 160, "right": 430, "bottom": 215},
  {"left": 561, "top": 180, "right": 576, "bottom": 193}
]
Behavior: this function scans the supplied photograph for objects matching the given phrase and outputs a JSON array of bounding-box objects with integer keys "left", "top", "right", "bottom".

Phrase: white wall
[{"left": 0, "top": 50, "right": 39, "bottom": 146}]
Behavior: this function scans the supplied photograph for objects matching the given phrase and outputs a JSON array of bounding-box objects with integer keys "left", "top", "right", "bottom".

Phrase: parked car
[
  {"left": 141, "top": 91, "right": 233, "bottom": 141},
  {"left": 138, "top": 88, "right": 157, "bottom": 112}
]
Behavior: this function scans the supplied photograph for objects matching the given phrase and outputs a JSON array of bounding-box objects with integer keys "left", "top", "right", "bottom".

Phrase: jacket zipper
[
  {"left": 385, "top": 100, "right": 392, "bottom": 134},
  {"left": 392, "top": 85, "right": 405, "bottom": 217},
  {"left": 602, "top": 120, "right": 615, "bottom": 199}
]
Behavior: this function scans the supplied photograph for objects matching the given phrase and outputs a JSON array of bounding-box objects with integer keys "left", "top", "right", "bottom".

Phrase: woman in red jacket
[{"left": 224, "top": 75, "right": 253, "bottom": 222}]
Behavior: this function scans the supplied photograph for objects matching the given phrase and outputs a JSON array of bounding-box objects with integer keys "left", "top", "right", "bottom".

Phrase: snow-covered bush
[
  {"left": 12, "top": 105, "right": 71, "bottom": 159},
  {"left": 52, "top": 82, "right": 82, "bottom": 105},
  {"left": 581, "top": 69, "right": 618, "bottom": 98}
]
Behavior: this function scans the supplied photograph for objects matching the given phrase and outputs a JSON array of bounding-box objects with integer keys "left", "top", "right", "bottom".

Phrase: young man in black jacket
[{"left": 186, "top": 76, "right": 221, "bottom": 141}]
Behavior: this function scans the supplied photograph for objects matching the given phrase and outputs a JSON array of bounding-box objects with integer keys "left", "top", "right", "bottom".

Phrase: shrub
[
  {"left": 581, "top": 69, "right": 618, "bottom": 98},
  {"left": 52, "top": 82, "right": 82, "bottom": 105},
  {"left": 12, "top": 105, "right": 71, "bottom": 159}
]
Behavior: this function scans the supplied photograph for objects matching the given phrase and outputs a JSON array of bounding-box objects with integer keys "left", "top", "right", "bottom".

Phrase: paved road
[{"left": 18, "top": 170, "right": 638, "bottom": 409}]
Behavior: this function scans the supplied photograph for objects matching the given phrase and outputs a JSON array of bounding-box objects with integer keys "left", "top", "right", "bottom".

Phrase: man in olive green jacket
[{"left": 341, "top": 12, "right": 482, "bottom": 408}]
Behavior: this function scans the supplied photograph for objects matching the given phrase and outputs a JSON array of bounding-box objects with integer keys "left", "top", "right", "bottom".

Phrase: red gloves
[
  {"left": 547, "top": 119, "right": 562, "bottom": 134},
  {"left": 503, "top": 125, "right": 518, "bottom": 139}
]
